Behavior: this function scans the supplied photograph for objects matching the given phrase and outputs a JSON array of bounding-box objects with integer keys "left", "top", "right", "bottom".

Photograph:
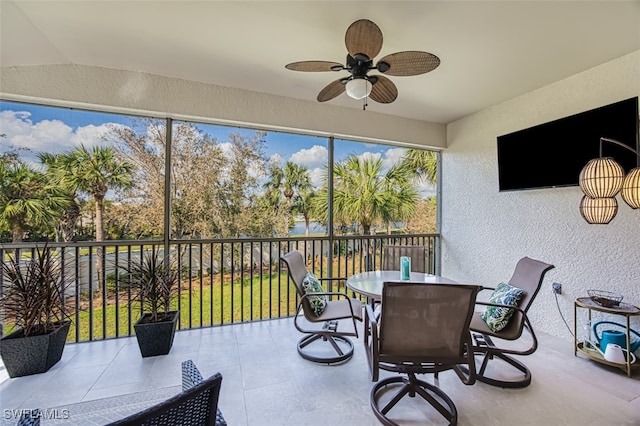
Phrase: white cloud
[
  {"left": 269, "top": 153, "right": 284, "bottom": 167},
  {"left": 0, "top": 110, "right": 117, "bottom": 165},
  {"left": 383, "top": 147, "right": 406, "bottom": 168},
  {"left": 290, "top": 144, "right": 327, "bottom": 168},
  {"left": 417, "top": 181, "right": 437, "bottom": 198},
  {"left": 358, "top": 151, "right": 382, "bottom": 163},
  {"left": 217, "top": 141, "right": 234, "bottom": 159},
  {"left": 0, "top": 110, "right": 33, "bottom": 136},
  {"left": 309, "top": 167, "right": 325, "bottom": 188},
  {"left": 355, "top": 147, "right": 408, "bottom": 173}
]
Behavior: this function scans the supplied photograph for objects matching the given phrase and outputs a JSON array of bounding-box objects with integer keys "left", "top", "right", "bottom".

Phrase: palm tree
[
  {"left": 0, "top": 157, "right": 68, "bottom": 242},
  {"left": 381, "top": 164, "right": 420, "bottom": 234},
  {"left": 39, "top": 152, "right": 81, "bottom": 242},
  {"left": 46, "top": 145, "right": 134, "bottom": 282},
  {"left": 283, "top": 162, "right": 312, "bottom": 208},
  {"left": 264, "top": 161, "right": 312, "bottom": 235},
  {"left": 263, "top": 163, "right": 284, "bottom": 208},
  {"left": 293, "top": 188, "right": 317, "bottom": 237},
  {"left": 283, "top": 162, "right": 312, "bottom": 235},
  {"left": 400, "top": 149, "right": 437, "bottom": 184},
  {"left": 326, "top": 154, "right": 418, "bottom": 235}
]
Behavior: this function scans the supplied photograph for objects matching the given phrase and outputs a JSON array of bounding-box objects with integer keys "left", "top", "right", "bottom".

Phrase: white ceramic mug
[{"left": 603, "top": 343, "right": 637, "bottom": 364}]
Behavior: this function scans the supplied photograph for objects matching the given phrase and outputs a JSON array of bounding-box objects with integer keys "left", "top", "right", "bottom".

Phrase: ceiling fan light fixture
[
  {"left": 286, "top": 19, "right": 437, "bottom": 104},
  {"left": 345, "top": 78, "right": 371, "bottom": 100}
]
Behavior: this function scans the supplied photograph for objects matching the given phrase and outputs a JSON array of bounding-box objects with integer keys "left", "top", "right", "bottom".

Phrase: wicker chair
[
  {"left": 16, "top": 409, "right": 40, "bottom": 426},
  {"left": 107, "top": 362, "right": 223, "bottom": 426},
  {"left": 467, "top": 256, "right": 555, "bottom": 388},
  {"left": 280, "top": 250, "right": 363, "bottom": 364},
  {"left": 366, "top": 281, "right": 480, "bottom": 426},
  {"left": 382, "top": 245, "right": 427, "bottom": 273},
  {"left": 181, "top": 360, "right": 227, "bottom": 425}
]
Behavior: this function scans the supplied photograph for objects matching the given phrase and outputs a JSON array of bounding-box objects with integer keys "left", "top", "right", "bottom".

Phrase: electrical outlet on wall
[{"left": 552, "top": 282, "right": 562, "bottom": 295}]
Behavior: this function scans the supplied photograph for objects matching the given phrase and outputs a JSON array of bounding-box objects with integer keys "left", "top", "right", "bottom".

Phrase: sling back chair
[
  {"left": 280, "top": 250, "right": 363, "bottom": 364},
  {"left": 366, "top": 282, "right": 480, "bottom": 426},
  {"left": 467, "top": 256, "right": 555, "bottom": 388},
  {"left": 382, "top": 245, "right": 428, "bottom": 273},
  {"left": 108, "top": 364, "right": 223, "bottom": 426}
]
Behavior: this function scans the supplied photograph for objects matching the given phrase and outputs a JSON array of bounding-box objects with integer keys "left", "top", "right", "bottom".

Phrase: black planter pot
[
  {"left": 133, "top": 311, "right": 179, "bottom": 357},
  {"left": 0, "top": 321, "right": 71, "bottom": 378}
]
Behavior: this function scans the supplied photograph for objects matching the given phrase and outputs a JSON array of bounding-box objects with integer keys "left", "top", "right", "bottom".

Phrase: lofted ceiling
[{"left": 1, "top": 1, "right": 639, "bottom": 124}]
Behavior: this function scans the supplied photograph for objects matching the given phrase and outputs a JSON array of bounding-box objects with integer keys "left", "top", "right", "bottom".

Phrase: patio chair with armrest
[
  {"left": 466, "top": 256, "right": 555, "bottom": 388},
  {"left": 382, "top": 245, "right": 428, "bottom": 273},
  {"left": 366, "top": 281, "right": 480, "bottom": 426},
  {"left": 280, "top": 250, "right": 363, "bottom": 364}
]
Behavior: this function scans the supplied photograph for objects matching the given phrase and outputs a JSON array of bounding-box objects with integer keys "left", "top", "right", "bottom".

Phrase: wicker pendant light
[
  {"left": 578, "top": 157, "right": 625, "bottom": 198},
  {"left": 579, "top": 196, "right": 618, "bottom": 224},
  {"left": 578, "top": 137, "right": 640, "bottom": 224},
  {"left": 621, "top": 167, "right": 640, "bottom": 209}
]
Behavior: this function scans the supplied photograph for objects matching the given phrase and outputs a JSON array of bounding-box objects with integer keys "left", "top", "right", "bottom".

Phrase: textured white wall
[
  {"left": 442, "top": 50, "right": 640, "bottom": 341},
  {"left": 0, "top": 64, "right": 445, "bottom": 149}
]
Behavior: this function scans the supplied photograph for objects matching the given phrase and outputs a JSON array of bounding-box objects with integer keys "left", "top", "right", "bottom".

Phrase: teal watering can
[{"left": 592, "top": 321, "right": 640, "bottom": 354}]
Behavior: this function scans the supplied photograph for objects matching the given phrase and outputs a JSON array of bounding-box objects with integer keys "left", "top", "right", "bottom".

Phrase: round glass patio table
[{"left": 346, "top": 270, "right": 459, "bottom": 301}]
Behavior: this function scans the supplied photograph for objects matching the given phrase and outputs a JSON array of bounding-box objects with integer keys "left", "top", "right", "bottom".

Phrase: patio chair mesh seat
[
  {"left": 280, "top": 250, "right": 363, "bottom": 364},
  {"left": 466, "top": 256, "right": 555, "bottom": 388},
  {"left": 366, "top": 282, "right": 481, "bottom": 426},
  {"left": 382, "top": 245, "right": 428, "bottom": 273}
]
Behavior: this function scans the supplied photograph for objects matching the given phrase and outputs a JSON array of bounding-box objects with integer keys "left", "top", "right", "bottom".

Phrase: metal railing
[{"left": 0, "top": 233, "right": 440, "bottom": 343}]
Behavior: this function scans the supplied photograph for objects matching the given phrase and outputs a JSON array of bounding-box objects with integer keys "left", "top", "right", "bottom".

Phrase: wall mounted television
[{"left": 497, "top": 97, "right": 639, "bottom": 191}]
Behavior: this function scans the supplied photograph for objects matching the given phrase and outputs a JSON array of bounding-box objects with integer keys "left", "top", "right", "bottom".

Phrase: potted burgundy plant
[
  {"left": 121, "top": 249, "right": 180, "bottom": 357},
  {"left": 0, "top": 245, "right": 72, "bottom": 378}
]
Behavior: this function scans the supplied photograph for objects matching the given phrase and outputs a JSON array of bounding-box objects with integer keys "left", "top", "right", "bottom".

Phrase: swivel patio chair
[
  {"left": 382, "top": 245, "right": 427, "bottom": 273},
  {"left": 466, "top": 256, "right": 555, "bottom": 388},
  {"left": 366, "top": 281, "right": 480, "bottom": 426},
  {"left": 280, "top": 250, "right": 363, "bottom": 364}
]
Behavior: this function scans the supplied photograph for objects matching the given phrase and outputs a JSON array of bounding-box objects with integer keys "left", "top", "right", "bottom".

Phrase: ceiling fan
[{"left": 285, "top": 19, "right": 440, "bottom": 109}]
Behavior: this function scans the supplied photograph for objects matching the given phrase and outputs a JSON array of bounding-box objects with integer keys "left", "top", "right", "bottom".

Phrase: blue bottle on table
[{"left": 401, "top": 256, "right": 411, "bottom": 280}]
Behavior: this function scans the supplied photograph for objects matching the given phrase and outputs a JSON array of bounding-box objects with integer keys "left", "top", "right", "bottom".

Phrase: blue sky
[{"left": 0, "top": 100, "right": 434, "bottom": 195}]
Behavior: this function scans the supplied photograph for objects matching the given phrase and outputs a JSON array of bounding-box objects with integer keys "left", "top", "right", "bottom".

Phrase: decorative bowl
[{"left": 587, "top": 289, "right": 623, "bottom": 308}]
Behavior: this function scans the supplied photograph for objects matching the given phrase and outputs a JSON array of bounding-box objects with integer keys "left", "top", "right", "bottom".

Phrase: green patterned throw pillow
[
  {"left": 481, "top": 282, "right": 524, "bottom": 332},
  {"left": 302, "top": 272, "right": 328, "bottom": 317}
]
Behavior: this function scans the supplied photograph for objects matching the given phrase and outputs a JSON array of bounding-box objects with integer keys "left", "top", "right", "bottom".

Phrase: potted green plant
[
  {"left": 121, "top": 249, "right": 180, "bottom": 357},
  {"left": 0, "top": 245, "right": 72, "bottom": 378}
]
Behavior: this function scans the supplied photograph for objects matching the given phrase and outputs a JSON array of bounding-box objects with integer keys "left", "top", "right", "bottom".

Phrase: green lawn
[
  {"left": 67, "top": 272, "right": 298, "bottom": 341},
  {"left": 3, "top": 253, "right": 372, "bottom": 342}
]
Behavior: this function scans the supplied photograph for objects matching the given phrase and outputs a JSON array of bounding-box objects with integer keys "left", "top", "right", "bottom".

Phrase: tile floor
[{"left": 1, "top": 317, "right": 639, "bottom": 425}]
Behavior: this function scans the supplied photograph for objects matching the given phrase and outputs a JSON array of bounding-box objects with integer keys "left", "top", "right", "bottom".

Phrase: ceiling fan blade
[
  {"left": 377, "top": 51, "right": 441, "bottom": 76},
  {"left": 285, "top": 61, "right": 344, "bottom": 72},
  {"left": 369, "top": 75, "right": 397, "bottom": 104},
  {"left": 317, "top": 79, "right": 346, "bottom": 102},
  {"left": 345, "top": 19, "right": 383, "bottom": 60}
]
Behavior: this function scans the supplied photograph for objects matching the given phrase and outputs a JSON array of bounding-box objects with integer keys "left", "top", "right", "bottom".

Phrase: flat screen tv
[{"left": 497, "top": 97, "right": 639, "bottom": 191}]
